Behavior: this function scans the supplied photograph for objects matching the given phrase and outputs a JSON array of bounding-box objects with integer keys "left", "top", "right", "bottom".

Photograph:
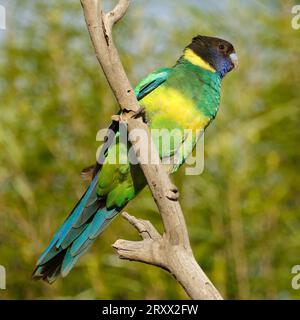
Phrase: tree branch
[
  {"left": 106, "top": 0, "right": 130, "bottom": 28},
  {"left": 80, "top": 0, "right": 223, "bottom": 300}
]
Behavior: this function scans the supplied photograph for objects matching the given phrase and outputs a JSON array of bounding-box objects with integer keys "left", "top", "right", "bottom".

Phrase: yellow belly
[{"left": 140, "top": 86, "right": 210, "bottom": 131}]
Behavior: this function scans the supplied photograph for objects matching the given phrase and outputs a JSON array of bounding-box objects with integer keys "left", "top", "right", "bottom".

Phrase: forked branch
[{"left": 80, "top": 0, "right": 223, "bottom": 300}]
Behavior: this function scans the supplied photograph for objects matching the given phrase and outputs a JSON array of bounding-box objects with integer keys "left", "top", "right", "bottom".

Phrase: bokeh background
[{"left": 0, "top": 0, "right": 299, "bottom": 299}]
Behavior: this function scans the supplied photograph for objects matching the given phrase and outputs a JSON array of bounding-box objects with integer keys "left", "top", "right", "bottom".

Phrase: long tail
[{"left": 32, "top": 173, "right": 120, "bottom": 283}]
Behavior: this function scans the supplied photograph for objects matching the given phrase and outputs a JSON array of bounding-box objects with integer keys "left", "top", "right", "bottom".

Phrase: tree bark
[{"left": 80, "top": 0, "right": 223, "bottom": 300}]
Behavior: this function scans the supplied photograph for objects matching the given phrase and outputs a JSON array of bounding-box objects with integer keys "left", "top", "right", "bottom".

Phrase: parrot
[{"left": 32, "top": 35, "right": 238, "bottom": 283}]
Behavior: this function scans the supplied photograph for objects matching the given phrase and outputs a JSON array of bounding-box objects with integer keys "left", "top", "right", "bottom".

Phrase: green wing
[
  {"left": 96, "top": 68, "right": 173, "bottom": 208},
  {"left": 135, "top": 68, "right": 172, "bottom": 101}
]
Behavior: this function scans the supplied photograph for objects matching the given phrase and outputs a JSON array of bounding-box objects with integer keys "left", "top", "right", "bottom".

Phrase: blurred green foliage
[{"left": 0, "top": 0, "right": 299, "bottom": 299}]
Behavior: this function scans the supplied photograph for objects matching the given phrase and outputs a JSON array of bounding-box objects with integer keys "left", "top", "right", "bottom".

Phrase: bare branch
[
  {"left": 106, "top": 0, "right": 130, "bottom": 29},
  {"left": 114, "top": 212, "right": 223, "bottom": 300},
  {"left": 121, "top": 212, "right": 161, "bottom": 240},
  {"left": 80, "top": 0, "right": 223, "bottom": 300},
  {"left": 112, "top": 213, "right": 163, "bottom": 265}
]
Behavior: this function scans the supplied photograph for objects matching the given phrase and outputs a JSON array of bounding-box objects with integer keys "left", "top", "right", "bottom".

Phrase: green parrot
[{"left": 33, "top": 35, "right": 238, "bottom": 283}]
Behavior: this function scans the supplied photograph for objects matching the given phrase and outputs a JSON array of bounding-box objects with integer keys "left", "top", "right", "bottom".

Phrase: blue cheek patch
[{"left": 217, "top": 59, "right": 232, "bottom": 78}]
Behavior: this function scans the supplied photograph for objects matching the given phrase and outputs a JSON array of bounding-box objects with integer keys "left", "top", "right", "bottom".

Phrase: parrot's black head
[{"left": 185, "top": 35, "right": 238, "bottom": 77}]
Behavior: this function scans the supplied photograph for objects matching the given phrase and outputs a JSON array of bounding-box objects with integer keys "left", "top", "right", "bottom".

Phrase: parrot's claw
[
  {"left": 111, "top": 112, "right": 128, "bottom": 123},
  {"left": 132, "top": 106, "right": 145, "bottom": 118},
  {"left": 111, "top": 114, "right": 121, "bottom": 122},
  {"left": 132, "top": 107, "right": 148, "bottom": 123},
  {"left": 112, "top": 107, "right": 147, "bottom": 123}
]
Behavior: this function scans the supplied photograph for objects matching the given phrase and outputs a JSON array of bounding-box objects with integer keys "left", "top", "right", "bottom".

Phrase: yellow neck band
[{"left": 184, "top": 48, "right": 216, "bottom": 73}]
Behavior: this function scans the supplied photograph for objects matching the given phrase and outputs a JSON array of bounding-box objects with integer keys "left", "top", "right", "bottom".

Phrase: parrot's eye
[{"left": 218, "top": 44, "right": 225, "bottom": 51}]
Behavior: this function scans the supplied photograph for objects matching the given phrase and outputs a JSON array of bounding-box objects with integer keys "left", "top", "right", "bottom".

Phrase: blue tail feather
[
  {"left": 32, "top": 173, "right": 121, "bottom": 283},
  {"left": 55, "top": 172, "right": 99, "bottom": 249}
]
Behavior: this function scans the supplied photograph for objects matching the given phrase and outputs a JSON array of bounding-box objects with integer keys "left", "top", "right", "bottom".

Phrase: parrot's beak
[{"left": 230, "top": 53, "right": 238, "bottom": 70}]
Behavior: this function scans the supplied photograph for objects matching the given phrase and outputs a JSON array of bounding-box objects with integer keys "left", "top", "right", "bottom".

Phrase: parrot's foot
[
  {"left": 111, "top": 107, "right": 147, "bottom": 123},
  {"left": 111, "top": 114, "right": 126, "bottom": 122},
  {"left": 166, "top": 185, "right": 179, "bottom": 201},
  {"left": 132, "top": 106, "right": 147, "bottom": 122}
]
